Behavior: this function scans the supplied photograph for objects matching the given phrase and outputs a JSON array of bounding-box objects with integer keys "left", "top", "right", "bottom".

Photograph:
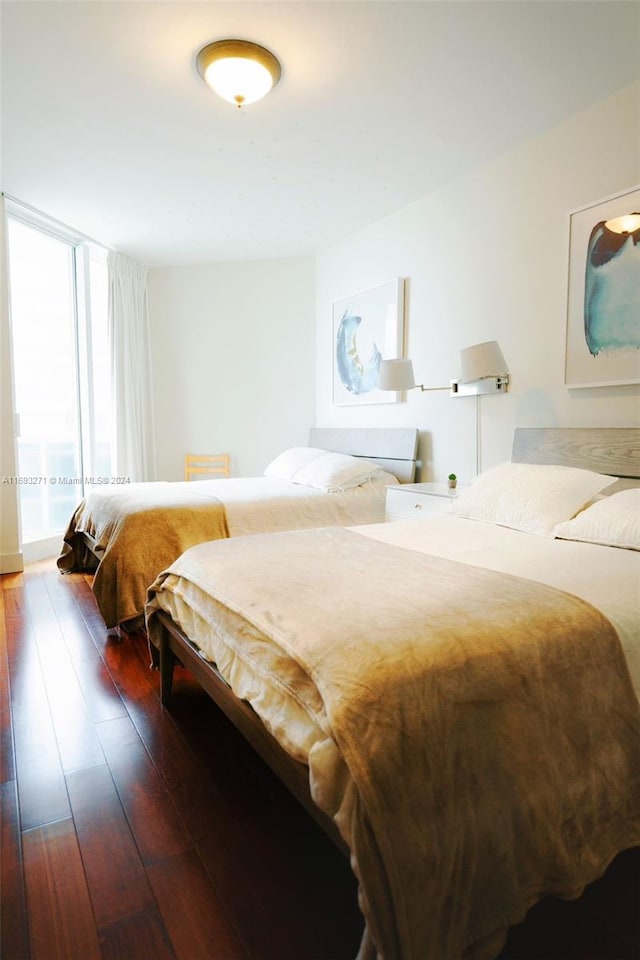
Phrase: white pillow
[
  {"left": 553, "top": 488, "right": 640, "bottom": 550},
  {"left": 293, "top": 451, "right": 382, "bottom": 492},
  {"left": 448, "top": 461, "right": 613, "bottom": 537},
  {"left": 264, "top": 447, "right": 327, "bottom": 481}
]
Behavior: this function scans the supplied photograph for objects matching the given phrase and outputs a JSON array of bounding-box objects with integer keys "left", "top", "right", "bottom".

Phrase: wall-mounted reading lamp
[
  {"left": 378, "top": 340, "right": 510, "bottom": 397},
  {"left": 378, "top": 341, "right": 510, "bottom": 477},
  {"left": 450, "top": 340, "right": 510, "bottom": 396},
  {"left": 377, "top": 358, "right": 447, "bottom": 393}
]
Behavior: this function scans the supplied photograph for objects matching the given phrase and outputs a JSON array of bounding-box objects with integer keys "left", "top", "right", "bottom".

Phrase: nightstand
[{"left": 385, "top": 482, "right": 466, "bottom": 521}]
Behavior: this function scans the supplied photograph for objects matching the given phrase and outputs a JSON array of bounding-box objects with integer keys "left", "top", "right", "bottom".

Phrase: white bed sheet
[
  {"left": 362, "top": 514, "right": 640, "bottom": 695},
  {"left": 196, "top": 471, "right": 397, "bottom": 534}
]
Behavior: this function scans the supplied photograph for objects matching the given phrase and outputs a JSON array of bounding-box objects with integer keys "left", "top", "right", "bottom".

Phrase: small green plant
[{"left": 448, "top": 473, "right": 457, "bottom": 482}]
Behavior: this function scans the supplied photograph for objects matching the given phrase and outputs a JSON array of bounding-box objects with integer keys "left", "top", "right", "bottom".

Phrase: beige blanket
[
  {"left": 58, "top": 485, "right": 229, "bottom": 627},
  {"left": 147, "top": 527, "right": 640, "bottom": 960}
]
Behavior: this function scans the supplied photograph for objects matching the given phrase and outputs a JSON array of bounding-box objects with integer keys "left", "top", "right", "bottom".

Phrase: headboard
[
  {"left": 512, "top": 427, "right": 640, "bottom": 482},
  {"left": 308, "top": 427, "right": 419, "bottom": 483}
]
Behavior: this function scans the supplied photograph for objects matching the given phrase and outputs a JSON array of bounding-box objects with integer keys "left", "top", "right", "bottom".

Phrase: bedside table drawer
[{"left": 386, "top": 488, "right": 453, "bottom": 521}]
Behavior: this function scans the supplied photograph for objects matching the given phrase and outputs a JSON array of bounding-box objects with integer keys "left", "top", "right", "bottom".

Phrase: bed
[
  {"left": 145, "top": 426, "right": 640, "bottom": 960},
  {"left": 57, "top": 427, "right": 418, "bottom": 628}
]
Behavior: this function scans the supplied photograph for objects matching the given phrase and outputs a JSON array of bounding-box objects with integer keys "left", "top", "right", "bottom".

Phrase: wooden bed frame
[
  {"left": 154, "top": 426, "right": 640, "bottom": 851},
  {"left": 308, "top": 426, "right": 418, "bottom": 483},
  {"left": 157, "top": 608, "right": 348, "bottom": 852},
  {"left": 511, "top": 426, "right": 640, "bottom": 478}
]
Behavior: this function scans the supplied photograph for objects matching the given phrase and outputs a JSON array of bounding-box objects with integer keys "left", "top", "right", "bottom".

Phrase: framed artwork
[
  {"left": 564, "top": 185, "right": 640, "bottom": 388},
  {"left": 332, "top": 277, "right": 405, "bottom": 405}
]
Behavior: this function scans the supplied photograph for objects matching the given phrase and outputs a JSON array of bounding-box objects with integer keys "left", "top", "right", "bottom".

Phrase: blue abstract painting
[
  {"left": 585, "top": 219, "right": 640, "bottom": 355},
  {"left": 565, "top": 187, "right": 640, "bottom": 388},
  {"left": 332, "top": 279, "right": 404, "bottom": 405},
  {"left": 335, "top": 310, "right": 382, "bottom": 396}
]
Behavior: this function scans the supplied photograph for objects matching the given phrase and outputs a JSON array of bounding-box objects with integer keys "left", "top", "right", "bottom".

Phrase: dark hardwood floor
[{"left": 1, "top": 559, "right": 638, "bottom": 960}]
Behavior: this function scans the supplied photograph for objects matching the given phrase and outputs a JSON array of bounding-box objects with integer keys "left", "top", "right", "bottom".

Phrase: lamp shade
[
  {"left": 460, "top": 341, "right": 508, "bottom": 382},
  {"left": 378, "top": 359, "right": 416, "bottom": 391}
]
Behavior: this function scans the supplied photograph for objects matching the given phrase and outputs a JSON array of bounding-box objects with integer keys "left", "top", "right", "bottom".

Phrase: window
[{"left": 6, "top": 207, "right": 112, "bottom": 551}]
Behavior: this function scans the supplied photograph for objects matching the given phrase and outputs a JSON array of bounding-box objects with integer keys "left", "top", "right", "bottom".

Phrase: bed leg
[
  {"left": 148, "top": 641, "right": 159, "bottom": 669},
  {"left": 158, "top": 630, "right": 176, "bottom": 706}
]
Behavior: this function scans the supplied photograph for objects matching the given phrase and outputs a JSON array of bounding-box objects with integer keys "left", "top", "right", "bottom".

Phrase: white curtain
[
  {"left": 0, "top": 194, "right": 23, "bottom": 570},
  {"left": 108, "top": 251, "right": 156, "bottom": 481}
]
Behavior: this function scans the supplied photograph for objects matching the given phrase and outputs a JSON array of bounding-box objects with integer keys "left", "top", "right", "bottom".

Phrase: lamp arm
[{"left": 416, "top": 384, "right": 451, "bottom": 392}]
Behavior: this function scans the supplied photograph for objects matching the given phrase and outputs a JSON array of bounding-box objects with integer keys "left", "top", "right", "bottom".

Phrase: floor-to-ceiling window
[{"left": 6, "top": 207, "right": 111, "bottom": 560}]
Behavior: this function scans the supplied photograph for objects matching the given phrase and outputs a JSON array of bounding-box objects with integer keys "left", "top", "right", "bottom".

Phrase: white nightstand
[{"left": 385, "top": 482, "right": 466, "bottom": 521}]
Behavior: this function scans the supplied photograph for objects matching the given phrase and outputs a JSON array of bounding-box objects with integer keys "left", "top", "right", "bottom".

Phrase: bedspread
[
  {"left": 147, "top": 526, "right": 640, "bottom": 960},
  {"left": 57, "top": 473, "right": 394, "bottom": 627},
  {"left": 59, "top": 484, "right": 229, "bottom": 626}
]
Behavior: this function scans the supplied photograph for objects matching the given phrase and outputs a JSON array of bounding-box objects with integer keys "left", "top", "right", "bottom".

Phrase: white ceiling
[{"left": 1, "top": 1, "right": 638, "bottom": 266}]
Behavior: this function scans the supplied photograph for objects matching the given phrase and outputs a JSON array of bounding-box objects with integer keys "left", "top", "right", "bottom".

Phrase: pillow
[
  {"left": 448, "top": 461, "right": 613, "bottom": 537},
  {"left": 553, "top": 488, "right": 640, "bottom": 550},
  {"left": 264, "top": 446, "right": 327, "bottom": 481},
  {"left": 293, "top": 451, "right": 382, "bottom": 492}
]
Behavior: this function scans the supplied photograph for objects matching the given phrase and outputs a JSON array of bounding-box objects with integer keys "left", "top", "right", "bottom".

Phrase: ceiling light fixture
[
  {"left": 604, "top": 212, "right": 640, "bottom": 235},
  {"left": 196, "top": 39, "right": 281, "bottom": 108}
]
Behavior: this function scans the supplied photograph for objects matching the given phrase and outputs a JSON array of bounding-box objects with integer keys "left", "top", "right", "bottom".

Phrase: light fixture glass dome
[
  {"left": 196, "top": 39, "right": 281, "bottom": 108},
  {"left": 604, "top": 213, "right": 640, "bottom": 235}
]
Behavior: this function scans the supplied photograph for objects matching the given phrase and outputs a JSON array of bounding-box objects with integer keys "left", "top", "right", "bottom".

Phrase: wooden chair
[{"left": 185, "top": 453, "right": 230, "bottom": 481}]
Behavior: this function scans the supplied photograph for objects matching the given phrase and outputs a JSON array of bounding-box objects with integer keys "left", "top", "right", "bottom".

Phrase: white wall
[
  {"left": 148, "top": 256, "right": 315, "bottom": 479},
  {"left": 316, "top": 82, "right": 640, "bottom": 484}
]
